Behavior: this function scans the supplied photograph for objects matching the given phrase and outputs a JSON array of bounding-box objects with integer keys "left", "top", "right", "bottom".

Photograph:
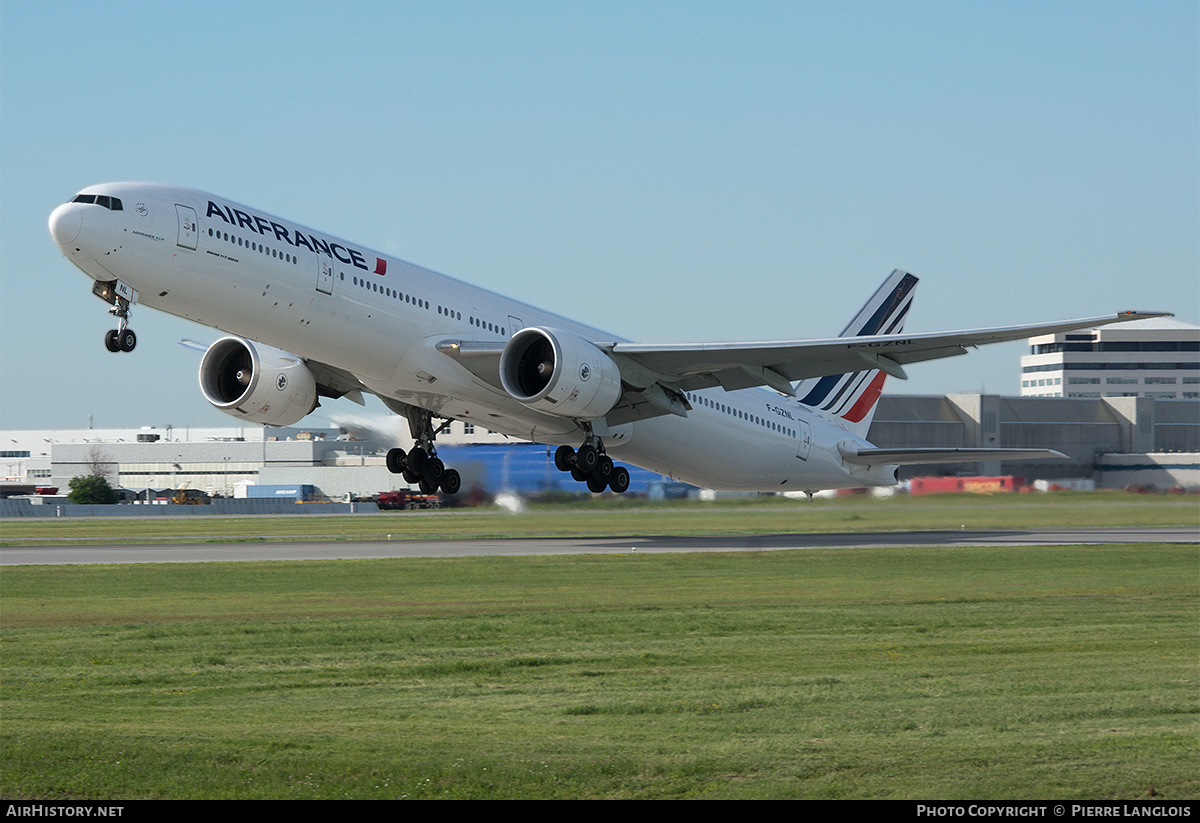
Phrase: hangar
[{"left": 868, "top": 394, "right": 1197, "bottom": 486}]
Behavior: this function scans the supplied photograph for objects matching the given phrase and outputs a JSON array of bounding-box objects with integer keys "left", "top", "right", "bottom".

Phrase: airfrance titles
[{"left": 205, "top": 201, "right": 386, "bottom": 275}]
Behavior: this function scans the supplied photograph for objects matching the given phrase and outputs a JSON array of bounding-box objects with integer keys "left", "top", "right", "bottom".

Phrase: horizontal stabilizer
[{"left": 838, "top": 445, "right": 1067, "bottom": 466}]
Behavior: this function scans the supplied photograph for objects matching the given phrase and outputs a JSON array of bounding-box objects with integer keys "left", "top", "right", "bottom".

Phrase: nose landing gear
[
  {"left": 94, "top": 280, "right": 136, "bottom": 353},
  {"left": 104, "top": 318, "right": 136, "bottom": 353}
]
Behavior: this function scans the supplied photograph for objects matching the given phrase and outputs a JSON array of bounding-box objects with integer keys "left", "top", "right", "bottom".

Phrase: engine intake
[
  {"left": 499, "top": 327, "right": 622, "bottom": 420},
  {"left": 199, "top": 336, "right": 317, "bottom": 426}
]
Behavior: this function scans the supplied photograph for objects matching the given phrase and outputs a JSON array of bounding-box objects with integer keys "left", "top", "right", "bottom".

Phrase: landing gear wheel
[
  {"left": 586, "top": 475, "right": 608, "bottom": 493},
  {"left": 576, "top": 444, "right": 599, "bottom": 473},
  {"left": 554, "top": 445, "right": 575, "bottom": 472},
  {"left": 104, "top": 329, "right": 121, "bottom": 352},
  {"left": 440, "top": 468, "right": 461, "bottom": 495},
  {"left": 386, "top": 448, "right": 407, "bottom": 474},
  {"left": 407, "top": 447, "right": 428, "bottom": 474},
  {"left": 418, "top": 477, "right": 439, "bottom": 494},
  {"left": 595, "top": 454, "right": 614, "bottom": 481},
  {"left": 608, "top": 466, "right": 630, "bottom": 494},
  {"left": 118, "top": 329, "right": 136, "bottom": 352},
  {"left": 424, "top": 456, "right": 444, "bottom": 481}
]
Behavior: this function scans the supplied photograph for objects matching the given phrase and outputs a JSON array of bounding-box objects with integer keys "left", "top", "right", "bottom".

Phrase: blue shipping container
[{"left": 246, "top": 484, "right": 315, "bottom": 501}]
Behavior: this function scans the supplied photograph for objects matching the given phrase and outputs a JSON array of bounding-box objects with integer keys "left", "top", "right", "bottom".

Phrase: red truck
[{"left": 376, "top": 490, "right": 442, "bottom": 510}]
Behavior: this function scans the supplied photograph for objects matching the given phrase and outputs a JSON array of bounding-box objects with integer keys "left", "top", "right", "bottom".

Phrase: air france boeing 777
[{"left": 48, "top": 184, "right": 1165, "bottom": 496}]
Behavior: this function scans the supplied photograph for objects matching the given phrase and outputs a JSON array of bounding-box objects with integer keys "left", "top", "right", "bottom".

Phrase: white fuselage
[{"left": 50, "top": 183, "right": 896, "bottom": 492}]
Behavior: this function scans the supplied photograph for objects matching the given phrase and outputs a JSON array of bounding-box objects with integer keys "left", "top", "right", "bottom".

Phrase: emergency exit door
[
  {"left": 175, "top": 205, "right": 198, "bottom": 250},
  {"left": 796, "top": 419, "right": 812, "bottom": 461},
  {"left": 316, "top": 257, "right": 334, "bottom": 295}
]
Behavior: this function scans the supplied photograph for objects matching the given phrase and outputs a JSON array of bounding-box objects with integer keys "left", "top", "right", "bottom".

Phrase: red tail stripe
[{"left": 841, "top": 372, "right": 887, "bottom": 423}]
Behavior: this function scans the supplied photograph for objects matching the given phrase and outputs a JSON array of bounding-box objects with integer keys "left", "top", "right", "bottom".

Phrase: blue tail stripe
[
  {"left": 800, "top": 275, "right": 916, "bottom": 408},
  {"left": 856, "top": 273, "right": 917, "bottom": 337},
  {"left": 823, "top": 370, "right": 872, "bottom": 413},
  {"left": 800, "top": 374, "right": 842, "bottom": 406},
  {"left": 819, "top": 372, "right": 859, "bottom": 412}
]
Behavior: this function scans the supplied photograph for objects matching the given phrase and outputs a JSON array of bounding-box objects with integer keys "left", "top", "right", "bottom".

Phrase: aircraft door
[
  {"left": 316, "top": 257, "right": 334, "bottom": 295},
  {"left": 508, "top": 315, "right": 523, "bottom": 335},
  {"left": 796, "top": 419, "right": 812, "bottom": 461},
  {"left": 175, "top": 205, "right": 198, "bottom": 250}
]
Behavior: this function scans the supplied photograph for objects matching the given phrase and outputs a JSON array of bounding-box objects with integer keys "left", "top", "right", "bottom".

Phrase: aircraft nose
[{"left": 49, "top": 203, "right": 82, "bottom": 248}]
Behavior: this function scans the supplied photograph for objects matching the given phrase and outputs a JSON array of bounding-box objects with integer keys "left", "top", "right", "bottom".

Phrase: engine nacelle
[
  {"left": 499, "top": 327, "right": 622, "bottom": 420},
  {"left": 199, "top": 336, "right": 318, "bottom": 427}
]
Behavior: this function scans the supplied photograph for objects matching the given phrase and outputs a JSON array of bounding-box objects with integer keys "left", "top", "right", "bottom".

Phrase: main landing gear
[
  {"left": 385, "top": 408, "right": 462, "bottom": 496},
  {"left": 553, "top": 436, "right": 630, "bottom": 494}
]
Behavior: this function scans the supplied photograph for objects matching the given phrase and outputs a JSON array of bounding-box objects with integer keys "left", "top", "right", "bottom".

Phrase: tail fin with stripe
[{"left": 794, "top": 269, "right": 918, "bottom": 438}]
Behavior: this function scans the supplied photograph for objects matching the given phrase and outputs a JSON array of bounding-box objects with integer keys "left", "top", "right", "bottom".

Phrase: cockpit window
[{"left": 72, "top": 193, "right": 123, "bottom": 211}]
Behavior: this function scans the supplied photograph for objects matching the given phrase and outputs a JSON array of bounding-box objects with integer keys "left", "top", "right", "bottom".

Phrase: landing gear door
[
  {"left": 316, "top": 257, "right": 334, "bottom": 295},
  {"left": 175, "top": 205, "right": 198, "bottom": 250},
  {"left": 796, "top": 419, "right": 812, "bottom": 461}
]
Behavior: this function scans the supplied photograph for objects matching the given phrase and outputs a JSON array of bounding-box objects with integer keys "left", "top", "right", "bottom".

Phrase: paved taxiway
[{"left": 1, "top": 526, "right": 1195, "bottom": 565}]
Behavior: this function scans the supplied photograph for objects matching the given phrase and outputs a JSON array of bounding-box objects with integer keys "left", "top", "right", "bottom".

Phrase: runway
[{"left": 1, "top": 526, "right": 1195, "bottom": 565}]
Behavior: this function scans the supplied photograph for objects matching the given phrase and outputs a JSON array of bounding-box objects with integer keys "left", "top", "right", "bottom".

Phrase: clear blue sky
[{"left": 2, "top": 0, "right": 1196, "bottom": 431}]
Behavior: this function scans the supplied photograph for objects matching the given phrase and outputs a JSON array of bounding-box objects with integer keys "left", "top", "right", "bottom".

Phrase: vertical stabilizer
[{"left": 794, "top": 270, "right": 918, "bottom": 438}]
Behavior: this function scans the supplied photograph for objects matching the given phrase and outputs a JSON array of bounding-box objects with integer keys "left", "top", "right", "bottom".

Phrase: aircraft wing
[
  {"left": 437, "top": 310, "right": 1169, "bottom": 425},
  {"left": 608, "top": 311, "right": 1170, "bottom": 394}
]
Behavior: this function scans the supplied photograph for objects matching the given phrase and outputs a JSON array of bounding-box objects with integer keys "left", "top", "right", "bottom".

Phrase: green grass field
[
  {"left": 2, "top": 490, "right": 1197, "bottom": 545},
  {"left": 1, "top": 494, "right": 1197, "bottom": 799}
]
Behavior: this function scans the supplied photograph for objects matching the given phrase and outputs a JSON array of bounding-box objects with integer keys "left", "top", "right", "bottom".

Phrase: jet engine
[
  {"left": 499, "top": 327, "right": 622, "bottom": 420},
  {"left": 199, "top": 336, "right": 318, "bottom": 426}
]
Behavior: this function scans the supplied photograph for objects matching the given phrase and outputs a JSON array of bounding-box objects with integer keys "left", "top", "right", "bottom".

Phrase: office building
[{"left": 1020, "top": 317, "right": 1199, "bottom": 399}]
